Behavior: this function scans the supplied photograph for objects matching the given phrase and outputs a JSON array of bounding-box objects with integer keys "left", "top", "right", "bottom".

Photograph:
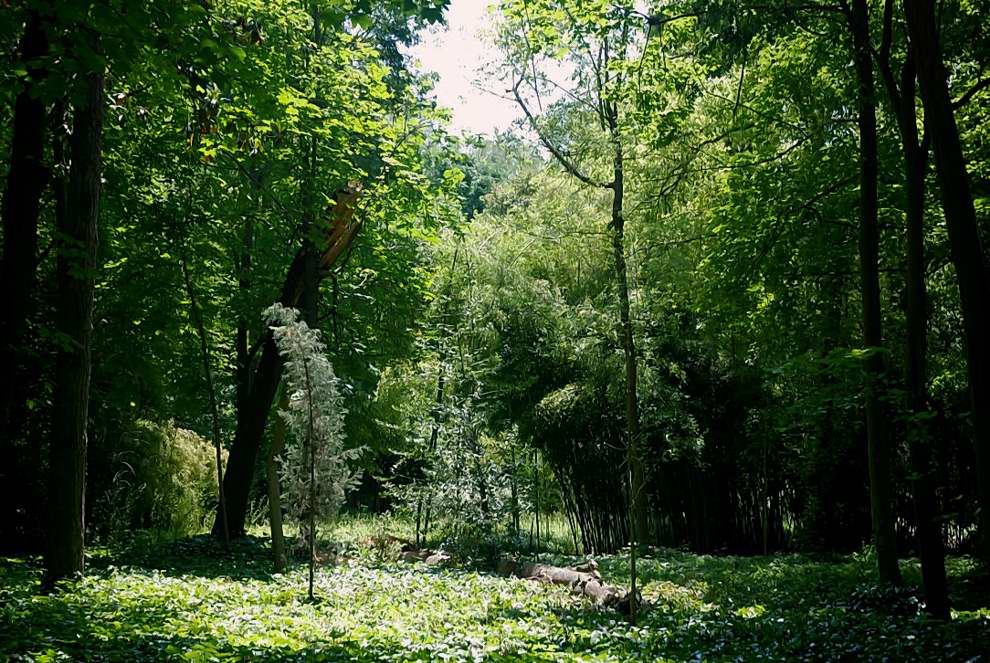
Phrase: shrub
[{"left": 91, "top": 419, "right": 224, "bottom": 541}]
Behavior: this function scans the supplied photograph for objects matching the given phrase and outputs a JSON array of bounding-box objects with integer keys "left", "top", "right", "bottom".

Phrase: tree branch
[
  {"left": 511, "top": 79, "right": 612, "bottom": 189},
  {"left": 953, "top": 76, "right": 990, "bottom": 110}
]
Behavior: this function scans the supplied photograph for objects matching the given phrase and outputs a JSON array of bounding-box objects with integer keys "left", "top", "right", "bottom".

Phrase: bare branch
[{"left": 511, "top": 78, "right": 613, "bottom": 189}]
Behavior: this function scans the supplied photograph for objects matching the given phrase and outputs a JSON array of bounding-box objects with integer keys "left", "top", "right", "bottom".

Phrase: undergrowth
[{"left": 1, "top": 520, "right": 987, "bottom": 662}]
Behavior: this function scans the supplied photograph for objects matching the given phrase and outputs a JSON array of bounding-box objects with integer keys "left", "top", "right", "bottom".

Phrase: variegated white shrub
[{"left": 264, "top": 304, "right": 362, "bottom": 561}]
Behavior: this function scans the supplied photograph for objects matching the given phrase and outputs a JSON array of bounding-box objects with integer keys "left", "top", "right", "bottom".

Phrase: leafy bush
[
  {"left": 847, "top": 583, "right": 923, "bottom": 617},
  {"left": 90, "top": 420, "right": 224, "bottom": 540},
  {"left": 437, "top": 522, "right": 503, "bottom": 567}
]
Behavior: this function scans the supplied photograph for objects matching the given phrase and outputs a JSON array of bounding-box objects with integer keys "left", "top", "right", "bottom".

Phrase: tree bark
[
  {"left": 215, "top": 249, "right": 307, "bottom": 537},
  {"left": 900, "top": 81, "right": 950, "bottom": 621},
  {"left": 235, "top": 183, "right": 256, "bottom": 427},
  {"left": 497, "top": 559, "right": 636, "bottom": 613},
  {"left": 45, "top": 67, "right": 103, "bottom": 584},
  {"left": 875, "top": 21, "right": 950, "bottom": 615},
  {"left": 904, "top": 0, "right": 990, "bottom": 563},
  {"left": 214, "top": 188, "right": 360, "bottom": 537},
  {"left": 304, "top": 359, "right": 316, "bottom": 601},
  {"left": 846, "top": 0, "right": 901, "bottom": 584},
  {"left": 607, "top": 106, "right": 645, "bottom": 623},
  {"left": 0, "top": 12, "right": 49, "bottom": 438},
  {"left": 267, "top": 391, "right": 288, "bottom": 572}
]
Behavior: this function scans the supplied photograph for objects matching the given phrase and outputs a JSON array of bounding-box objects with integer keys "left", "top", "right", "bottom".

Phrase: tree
[
  {"left": 212, "top": 1, "right": 449, "bottom": 538},
  {"left": 265, "top": 304, "right": 361, "bottom": 600},
  {"left": 841, "top": 0, "right": 902, "bottom": 585},
  {"left": 217, "top": 187, "right": 361, "bottom": 538},
  {"left": 873, "top": 0, "right": 949, "bottom": 617},
  {"left": 500, "top": 0, "right": 650, "bottom": 621},
  {"left": 45, "top": 59, "right": 103, "bottom": 584},
  {"left": 903, "top": 0, "right": 990, "bottom": 562},
  {"left": 0, "top": 10, "right": 49, "bottom": 440}
]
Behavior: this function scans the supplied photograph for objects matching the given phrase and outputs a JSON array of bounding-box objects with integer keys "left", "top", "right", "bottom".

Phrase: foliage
[
  {"left": 266, "top": 304, "right": 362, "bottom": 552},
  {"left": 88, "top": 420, "right": 226, "bottom": 542},
  {"left": 1, "top": 536, "right": 988, "bottom": 661},
  {"left": 3, "top": 0, "right": 990, "bottom": 654},
  {"left": 0, "top": 0, "right": 459, "bottom": 549}
]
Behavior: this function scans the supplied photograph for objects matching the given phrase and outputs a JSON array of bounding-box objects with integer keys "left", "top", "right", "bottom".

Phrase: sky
[{"left": 405, "top": 0, "right": 522, "bottom": 136}]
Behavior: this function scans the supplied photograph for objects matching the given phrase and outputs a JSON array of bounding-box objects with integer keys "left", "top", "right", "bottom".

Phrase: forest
[{"left": 1, "top": 0, "right": 989, "bottom": 660}]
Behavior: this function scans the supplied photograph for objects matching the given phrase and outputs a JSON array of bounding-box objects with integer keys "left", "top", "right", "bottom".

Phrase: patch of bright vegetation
[{"left": 1, "top": 535, "right": 987, "bottom": 662}]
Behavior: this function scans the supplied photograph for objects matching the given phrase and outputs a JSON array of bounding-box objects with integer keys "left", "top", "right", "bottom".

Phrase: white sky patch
[{"left": 406, "top": 0, "right": 522, "bottom": 136}]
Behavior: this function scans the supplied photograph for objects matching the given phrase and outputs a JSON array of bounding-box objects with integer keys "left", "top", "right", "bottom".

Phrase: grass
[{"left": 1, "top": 517, "right": 988, "bottom": 662}]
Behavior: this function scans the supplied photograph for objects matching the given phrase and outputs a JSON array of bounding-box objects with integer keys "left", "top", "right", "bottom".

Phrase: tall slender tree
[
  {"left": 903, "top": 0, "right": 990, "bottom": 562},
  {"left": 506, "top": 1, "right": 646, "bottom": 622},
  {"left": 0, "top": 11, "right": 50, "bottom": 438},
  {"left": 842, "top": 0, "right": 902, "bottom": 585},
  {"left": 45, "top": 60, "right": 104, "bottom": 584},
  {"left": 873, "top": 1, "right": 949, "bottom": 616}
]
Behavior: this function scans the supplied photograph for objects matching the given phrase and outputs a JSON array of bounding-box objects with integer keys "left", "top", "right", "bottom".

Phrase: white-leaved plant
[{"left": 264, "top": 303, "right": 362, "bottom": 599}]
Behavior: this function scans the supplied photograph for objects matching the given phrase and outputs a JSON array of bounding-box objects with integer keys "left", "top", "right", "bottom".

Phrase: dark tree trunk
[
  {"left": 235, "top": 192, "right": 255, "bottom": 422},
  {"left": 904, "top": 0, "right": 990, "bottom": 562},
  {"left": 901, "top": 83, "right": 950, "bottom": 621},
  {"left": 0, "top": 12, "right": 49, "bottom": 437},
  {"left": 846, "top": 0, "right": 901, "bottom": 584},
  {"left": 301, "top": 136, "right": 319, "bottom": 329},
  {"left": 215, "top": 186, "right": 360, "bottom": 537},
  {"left": 875, "top": 19, "right": 950, "bottom": 615},
  {"left": 45, "top": 67, "right": 103, "bottom": 584},
  {"left": 214, "top": 249, "right": 307, "bottom": 537}
]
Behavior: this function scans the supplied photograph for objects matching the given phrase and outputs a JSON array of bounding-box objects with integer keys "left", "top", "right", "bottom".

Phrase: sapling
[{"left": 264, "top": 303, "right": 362, "bottom": 599}]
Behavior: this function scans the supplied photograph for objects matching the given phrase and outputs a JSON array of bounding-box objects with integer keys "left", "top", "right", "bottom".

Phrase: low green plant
[
  {"left": 2, "top": 543, "right": 989, "bottom": 662},
  {"left": 90, "top": 420, "right": 224, "bottom": 541}
]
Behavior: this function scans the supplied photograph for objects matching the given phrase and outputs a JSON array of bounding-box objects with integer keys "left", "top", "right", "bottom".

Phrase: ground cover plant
[{"left": 1, "top": 518, "right": 988, "bottom": 662}]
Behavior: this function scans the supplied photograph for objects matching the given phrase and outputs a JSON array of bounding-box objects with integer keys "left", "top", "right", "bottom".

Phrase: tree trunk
[
  {"left": 0, "top": 12, "right": 49, "bottom": 437},
  {"left": 235, "top": 182, "right": 256, "bottom": 428},
  {"left": 902, "top": 127, "right": 948, "bottom": 615},
  {"left": 215, "top": 250, "right": 307, "bottom": 537},
  {"left": 267, "top": 391, "right": 288, "bottom": 572},
  {"left": 847, "top": 0, "right": 901, "bottom": 585},
  {"left": 608, "top": 110, "right": 645, "bottom": 623},
  {"left": 534, "top": 449, "right": 541, "bottom": 553},
  {"left": 215, "top": 187, "right": 360, "bottom": 538},
  {"left": 498, "top": 559, "right": 636, "bottom": 614},
  {"left": 418, "top": 360, "right": 446, "bottom": 545},
  {"left": 265, "top": 392, "right": 289, "bottom": 573},
  {"left": 510, "top": 445, "right": 520, "bottom": 538},
  {"left": 876, "top": 32, "right": 950, "bottom": 617},
  {"left": 45, "top": 67, "right": 103, "bottom": 584},
  {"left": 301, "top": 136, "right": 319, "bottom": 329},
  {"left": 904, "top": 0, "right": 990, "bottom": 563},
  {"left": 305, "top": 359, "right": 316, "bottom": 601}
]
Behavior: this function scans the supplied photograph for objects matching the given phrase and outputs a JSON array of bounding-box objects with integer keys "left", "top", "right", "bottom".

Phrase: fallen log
[
  {"left": 497, "top": 559, "right": 638, "bottom": 614},
  {"left": 398, "top": 547, "right": 452, "bottom": 566}
]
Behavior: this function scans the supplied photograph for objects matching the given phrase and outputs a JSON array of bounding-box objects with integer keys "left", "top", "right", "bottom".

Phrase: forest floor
[{"left": 1, "top": 523, "right": 989, "bottom": 662}]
